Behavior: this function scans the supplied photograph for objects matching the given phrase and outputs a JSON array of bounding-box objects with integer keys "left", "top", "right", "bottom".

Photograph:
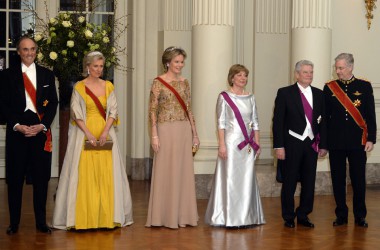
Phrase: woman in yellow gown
[{"left": 52, "top": 51, "right": 133, "bottom": 230}]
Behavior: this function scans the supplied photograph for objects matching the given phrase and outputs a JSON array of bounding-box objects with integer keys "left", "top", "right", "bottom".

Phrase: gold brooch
[
  {"left": 353, "top": 99, "right": 361, "bottom": 107},
  {"left": 353, "top": 91, "right": 362, "bottom": 96},
  {"left": 43, "top": 100, "right": 49, "bottom": 106}
]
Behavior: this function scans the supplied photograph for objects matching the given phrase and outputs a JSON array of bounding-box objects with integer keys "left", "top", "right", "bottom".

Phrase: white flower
[
  {"left": 49, "top": 51, "right": 58, "bottom": 60},
  {"left": 37, "top": 52, "right": 44, "bottom": 61},
  {"left": 34, "top": 33, "right": 43, "bottom": 42},
  {"left": 63, "top": 13, "right": 70, "bottom": 19},
  {"left": 49, "top": 18, "right": 57, "bottom": 25},
  {"left": 317, "top": 115, "right": 322, "bottom": 124},
  {"left": 102, "top": 30, "right": 107, "bottom": 36},
  {"left": 102, "top": 37, "right": 110, "bottom": 43},
  {"left": 62, "top": 21, "right": 72, "bottom": 28},
  {"left": 85, "top": 30, "right": 93, "bottom": 38},
  {"left": 78, "top": 16, "right": 85, "bottom": 23},
  {"left": 66, "top": 40, "right": 74, "bottom": 47}
]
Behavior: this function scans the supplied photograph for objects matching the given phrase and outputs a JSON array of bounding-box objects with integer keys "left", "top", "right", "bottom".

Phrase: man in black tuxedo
[
  {"left": 0, "top": 36, "right": 58, "bottom": 234},
  {"left": 324, "top": 53, "right": 376, "bottom": 228},
  {"left": 273, "top": 60, "right": 327, "bottom": 228}
]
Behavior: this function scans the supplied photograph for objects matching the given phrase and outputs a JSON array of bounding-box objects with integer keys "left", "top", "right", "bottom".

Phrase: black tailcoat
[
  {"left": 0, "top": 63, "right": 58, "bottom": 226},
  {"left": 273, "top": 83, "right": 327, "bottom": 220}
]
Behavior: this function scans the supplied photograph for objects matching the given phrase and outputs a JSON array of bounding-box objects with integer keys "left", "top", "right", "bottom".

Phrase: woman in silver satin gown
[{"left": 205, "top": 64, "right": 265, "bottom": 227}]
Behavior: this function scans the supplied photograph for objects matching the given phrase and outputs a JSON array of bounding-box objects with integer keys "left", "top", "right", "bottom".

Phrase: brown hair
[
  {"left": 227, "top": 64, "right": 249, "bottom": 86},
  {"left": 162, "top": 46, "right": 187, "bottom": 72}
]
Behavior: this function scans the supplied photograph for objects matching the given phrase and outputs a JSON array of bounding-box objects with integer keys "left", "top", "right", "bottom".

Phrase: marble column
[
  {"left": 113, "top": 0, "right": 128, "bottom": 172},
  {"left": 159, "top": 0, "right": 192, "bottom": 81},
  {"left": 191, "top": 0, "right": 234, "bottom": 175},
  {"left": 291, "top": 0, "right": 332, "bottom": 171},
  {"left": 130, "top": 0, "right": 148, "bottom": 179}
]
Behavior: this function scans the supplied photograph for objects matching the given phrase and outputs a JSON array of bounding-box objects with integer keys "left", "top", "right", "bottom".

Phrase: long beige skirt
[{"left": 146, "top": 121, "right": 198, "bottom": 229}]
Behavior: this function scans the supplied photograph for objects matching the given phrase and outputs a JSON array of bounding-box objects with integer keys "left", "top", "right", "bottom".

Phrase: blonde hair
[{"left": 82, "top": 51, "right": 105, "bottom": 77}]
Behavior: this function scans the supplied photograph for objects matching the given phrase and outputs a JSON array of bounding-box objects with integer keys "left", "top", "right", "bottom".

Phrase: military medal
[{"left": 353, "top": 99, "right": 361, "bottom": 107}]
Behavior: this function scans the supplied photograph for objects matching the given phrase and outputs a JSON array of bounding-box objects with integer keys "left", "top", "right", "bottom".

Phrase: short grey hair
[
  {"left": 335, "top": 53, "right": 354, "bottom": 67},
  {"left": 295, "top": 60, "right": 314, "bottom": 72}
]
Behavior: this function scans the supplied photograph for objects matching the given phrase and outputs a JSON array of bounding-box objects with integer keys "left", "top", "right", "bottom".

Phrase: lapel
[
  {"left": 290, "top": 83, "right": 305, "bottom": 119},
  {"left": 14, "top": 65, "right": 26, "bottom": 98},
  {"left": 311, "top": 87, "right": 320, "bottom": 124},
  {"left": 35, "top": 64, "right": 43, "bottom": 103}
]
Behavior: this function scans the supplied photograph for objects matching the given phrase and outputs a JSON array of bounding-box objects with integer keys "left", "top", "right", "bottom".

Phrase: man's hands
[{"left": 15, "top": 124, "right": 45, "bottom": 137}]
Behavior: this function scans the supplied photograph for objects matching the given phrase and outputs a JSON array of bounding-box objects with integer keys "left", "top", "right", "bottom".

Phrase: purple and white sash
[
  {"left": 299, "top": 90, "right": 319, "bottom": 152},
  {"left": 221, "top": 91, "right": 260, "bottom": 153}
]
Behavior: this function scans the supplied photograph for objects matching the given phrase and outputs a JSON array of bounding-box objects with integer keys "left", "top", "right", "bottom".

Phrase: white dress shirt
[
  {"left": 288, "top": 83, "right": 314, "bottom": 141},
  {"left": 13, "top": 63, "right": 46, "bottom": 132},
  {"left": 22, "top": 62, "right": 37, "bottom": 113}
]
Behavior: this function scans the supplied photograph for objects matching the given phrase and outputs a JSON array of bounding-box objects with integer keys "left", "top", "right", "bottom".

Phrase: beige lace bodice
[{"left": 149, "top": 78, "right": 196, "bottom": 126}]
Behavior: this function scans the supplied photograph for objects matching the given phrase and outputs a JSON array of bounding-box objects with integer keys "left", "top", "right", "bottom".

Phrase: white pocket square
[{"left": 43, "top": 85, "right": 49, "bottom": 87}]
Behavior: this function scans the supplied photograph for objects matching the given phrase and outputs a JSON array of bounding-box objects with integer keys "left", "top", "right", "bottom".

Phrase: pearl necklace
[{"left": 230, "top": 87, "right": 245, "bottom": 95}]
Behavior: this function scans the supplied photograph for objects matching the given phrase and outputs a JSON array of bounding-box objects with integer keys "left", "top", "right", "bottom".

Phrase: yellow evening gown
[{"left": 75, "top": 95, "right": 115, "bottom": 229}]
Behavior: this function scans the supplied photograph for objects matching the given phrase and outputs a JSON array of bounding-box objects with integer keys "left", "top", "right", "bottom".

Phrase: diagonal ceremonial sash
[
  {"left": 299, "top": 90, "right": 320, "bottom": 152},
  {"left": 85, "top": 86, "right": 106, "bottom": 121},
  {"left": 327, "top": 81, "right": 367, "bottom": 145},
  {"left": 155, "top": 77, "right": 190, "bottom": 120},
  {"left": 221, "top": 91, "right": 259, "bottom": 154},
  {"left": 23, "top": 73, "right": 52, "bottom": 152}
]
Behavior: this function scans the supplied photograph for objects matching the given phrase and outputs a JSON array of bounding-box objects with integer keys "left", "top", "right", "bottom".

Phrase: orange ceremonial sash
[
  {"left": 23, "top": 73, "right": 52, "bottom": 152},
  {"left": 327, "top": 80, "right": 367, "bottom": 145}
]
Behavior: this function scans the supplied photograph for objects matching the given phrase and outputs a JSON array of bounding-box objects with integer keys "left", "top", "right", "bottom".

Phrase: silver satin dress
[{"left": 205, "top": 91, "right": 266, "bottom": 227}]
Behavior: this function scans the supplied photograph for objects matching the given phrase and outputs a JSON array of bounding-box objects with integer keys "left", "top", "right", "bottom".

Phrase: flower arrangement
[
  {"left": 24, "top": 0, "right": 127, "bottom": 110},
  {"left": 32, "top": 11, "right": 117, "bottom": 82},
  {"left": 25, "top": 0, "right": 128, "bottom": 85}
]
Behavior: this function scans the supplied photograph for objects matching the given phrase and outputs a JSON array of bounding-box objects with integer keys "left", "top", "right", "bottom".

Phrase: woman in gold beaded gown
[{"left": 146, "top": 47, "right": 200, "bottom": 229}]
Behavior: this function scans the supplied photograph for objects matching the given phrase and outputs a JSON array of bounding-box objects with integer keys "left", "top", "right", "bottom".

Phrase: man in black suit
[
  {"left": 273, "top": 60, "right": 327, "bottom": 228},
  {"left": 324, "top": 53, "right": 376, "bottom": 228},
  {"left": 0, "top": 36, "right": 58, "bottom": 234}
]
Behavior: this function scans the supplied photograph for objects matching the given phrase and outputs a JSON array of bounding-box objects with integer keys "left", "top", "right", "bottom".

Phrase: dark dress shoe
[
  {"left": 6, "top": 226, "right": 18, "bottom": 235},
  {"left": 36, "top": 224, "right": 52, "bottom": 233},
  {"left": 297, "top": 218, "right": 315, "bottom": 228},
  {"left": 355, "top": 218, "right": 368, "bottom": 228},
  {"left": 284, "top": 220, "right": 295, "bottom": 228},
  {"left": 333, "top": 217, "right": 348, "bottom": 226}
]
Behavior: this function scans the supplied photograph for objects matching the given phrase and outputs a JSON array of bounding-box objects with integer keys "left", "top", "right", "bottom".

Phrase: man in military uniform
[{"left": 323, "top": 53, "right": 376, "bottom": 228}]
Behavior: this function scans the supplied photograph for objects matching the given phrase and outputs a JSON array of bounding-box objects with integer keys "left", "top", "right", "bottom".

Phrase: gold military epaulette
[
  {"left": 355, "top": 76, "right": 371, "bottom": 83},
  {"left": 325, "top": 79, "right": 337, "bottom": 85}
]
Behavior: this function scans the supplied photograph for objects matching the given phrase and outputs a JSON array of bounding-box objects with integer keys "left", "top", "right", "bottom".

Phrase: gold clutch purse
[
  {"left": 84, "top": 140, "right": 113, "bottom": 150},
  {"left": 192, "top": 144, "right": 198, "bottom": 156}
]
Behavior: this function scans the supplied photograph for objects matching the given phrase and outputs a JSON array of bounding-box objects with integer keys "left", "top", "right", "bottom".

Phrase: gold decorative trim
[{"left": 365, "top": 0, "right": 377, "bottom": 30}]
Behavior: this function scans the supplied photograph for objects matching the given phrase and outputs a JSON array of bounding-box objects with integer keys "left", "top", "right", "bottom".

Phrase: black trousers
[
  {"left": 281, "top": 137, "right": 318, "bottom": 221},
  {"left": 329, "top": 149, "right": 367, "bottom": 219},
  {"left": 6, "top": 110, "right": 51, "bottom": 227}
]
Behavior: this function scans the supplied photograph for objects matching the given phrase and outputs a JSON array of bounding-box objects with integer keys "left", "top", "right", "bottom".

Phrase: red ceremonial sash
[
  {"left": 155, "top": 77, "right": 190, "bottom": 120},
  {"left": 85, "top": 86, "right": 107, "bottom": 121},
  {"left": 23, "top": 73, "right": 37, "bottom": 111},
  {"left": 22, "top": 73, "right": 53, "bottom": 152},
  {"left": 327, "top": 81, "right": 367, "bottom": 145}
]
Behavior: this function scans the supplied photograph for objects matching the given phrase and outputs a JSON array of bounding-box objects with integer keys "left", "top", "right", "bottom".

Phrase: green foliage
[{"left": 33, "top": 12, "right": 117, "bottom": 82}]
